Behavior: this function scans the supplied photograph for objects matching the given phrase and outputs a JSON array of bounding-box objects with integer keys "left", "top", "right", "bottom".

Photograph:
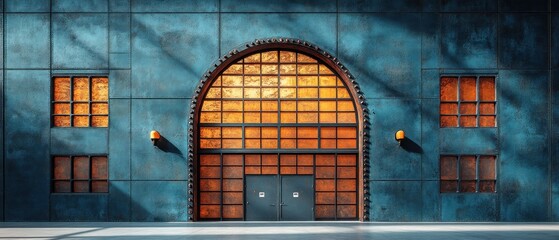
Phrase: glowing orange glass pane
[
  {"left": 460, "top": 116, "right": 476, "bottom": 127},
  {"left": 206, "top": 88, "right": 221, "bottom": 98},
  {"left": 320, "top": 88, "right": 337, "bottom": 98},
  {"left": 298, "top": 64, "right": 318, "bottom": 74},
  {"left": 262, "top": 88, "right": 278, "bottom": 98},
  {"left": 54, "top": 103, "right": 70, "bottom": 114},
  {"left": 73, "top": 77, "right": 89, "bottom": 101},
  {"left": 337, "top": 88, "right": 350, "bottom": 98},
  {"left": 222, "top": 127, "right": 242, "bottom": 138},
  {"left": 244, "top": 64, "right": 260, "bottom": 74},
  {"left": 212, "top": 77, "right": 221, "bottom": 86},
  {"left": 280, "top": 101, "right": 296, "bottom": 111},
  {"left": 261, "top": 101, "right": 278, "bottom": 111},
  {"left": 261, "top": 127, "right": 277, "bottom": 138},
  {"left": 337, "top": 155, "right": 356, "bottom": 166},
  {"left": 297, "top": 127, "right": 318, "bottom": 138},
  {"left": 53, "top": 157, "right": 71, "bottom": 179},
  {"left": 73, "top": 103, "right": 89, "bottom": 115},
  {"left": 280, "top": 51, "right": 296, "bottom": 62},
  {"left": 298, "top": 112, "right": 318, "bottom": 123},
  {"left": 297, "top": 88, "right": 318, "bottom": 98},
  {"left": 261, "top": 140, "right": 277, "bottom": 149},
  {"left": 321, "top": 139, "right": 336, "bottom": 149},
  {"left": 440, "top": 77, "right": 458, "bottom": 101},
  {"left": 91, "top": 103, "right": 108, "bottom": 115},
  {"left": 280, "top": 155, "right": 297, "bottom": 165},
  {"left": 223, "top": 64, "right": 243, "bottom": 74},
  {"left": 460, "top": 156, "right": 476, "bottom": 180},
  {"left": 245, "top": 139, "right": 260, "bottom": 149},
  {"left": 479, "top": 103, "right": 495, "bottom": 115},
  {"left": 280, "top": 64, "right": 297, "bottom": 74},
  {"left": 460, "top": 77, "right": 477, "bottom": 101},
  {"left": 245, "top": 127, "right": 260, "bottom": 138},
  {"left": 222, "top": 112, "right": 243, "bottom": 123},
  {"left": 222, "top": 88, "right": 243, "bottom": 98},
  {"left": 316, "top": 155, "right": 335, "bottom": 166},
  {"left": 202, "top": 100, "right": 221, "bottom": 111},
  {"left": 243, "top": 112, "right": 260, "bottom": 123},
  {"left": 440, "top": 156, "right": 458, "bottom": 180},
  {"left": 200, "top": 127, "right": 221, "bottom": 138},
  {"left": 280, "top": 76, "right": 296, "bottom": 86},
  {"left": 319, "top": 64, "right": 334, "bottom": 75},
  {"left": 319, "top": 113, "right": 337, "bottom": 123},
  {"left": 460, "top": 103, "right": 476, "bottom": 115},
  {"left": 244, "top": 101, "right": 260, "bottom": 111},
  {"left": 262, "top": 51, "right": 278, "bottom": 62},
  {"left": 440, "top": 103, "right": 457, "bottom": 115},
  {"left": 222, "top": 139, "right": 242, "bottom": 148},
  {"left": 298, "top": 101, "right": 318, "bottom": 111},
  {"left": 337, "top": 101, "right": 355, "bottom": 111},
  {"left": 222, "top": 76, "right": 243, "bottom": 86},
  {"left": 245, "top": 53, "right": 260, "bottom": 63},
  {"left": 337, "top": 139, "right": 357, "bottom": 149},
  {"left": 298, "top": 76, "right": 318, "bottom": 86},
  {"left": 280, "top": 127, "right": 296, "bottom": 138},
  {"left": 73, "top": 116, "right": 89, "bottom": 127},
  {"left": 319, "top": 101, "right": 336, "bottom": 111},
  {"left": 262, "top": 65, "right": 278, "bottom": 75},
  {"left": 200, "top": 112, "right": 221, "bottom": 123},
  {"left": 262, "top": 76, "right": 278, "bottom": 86},
  {"left": 200, "top": 139, "right": 221, "bottom": 149},
  {"left": 297, "top": 53, "right": 316, "bottom": 63},
  {"left": 91, "top": 77, "right": 108, "bottom": 101},
  {"left": 91, "top": 116, "right": 108, "bottom": 127},
  {"left": 321, "top": 127, "right": 336, "bottom": 138},
  {"left": 53, "top": 116, "right": 70, "bottom": 127},
  {"left": 479, "top": 77, "right": 495, "bottom": 101},
  {"left": 440, "top": 116, "right": 457, "bottom": 127},
  {"left": 261, "top": 113, "right": 278, "bottom": 123},
  {"left": 245, "top": 155, "right": 261, "bottom": 165},
  {"left": 337, "top": 127, "right": 357, "bottom": 138},
  {"left": 319, "top": 76, "right": 337, "bottom": 86},
  {"left": 53, "top": 77, "right": 71, "bottom": 101},
  {"left": 244, "top": 88, "right": 260, "bottom": 98},
  {"left": 280, "top": 112, "right": 296, "bottom": 123},
  {"left": 337, "top": 113, "right": 356, "bottom": 123},
  {"left": 298, "top": 139, "right": 318, "bottom": 149},
  {"left": 244, "top": 76, "right": 260, "bottom": 86},
  {"left": 222, "top": 101, "right": 243, "bottom": 111},
  {"left": 480, "top": 116, "right": 496, "bottom": 127},
  {"left": 280, "top": 88, "right": 296, "bottom": 98},
  {"left": 280, "top": 139, "right": 297, "bottom": 149}
]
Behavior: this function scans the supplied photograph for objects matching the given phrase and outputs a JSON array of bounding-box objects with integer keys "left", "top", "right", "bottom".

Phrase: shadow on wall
[{"left": 155, "top": 136, "right": 184, "bottom": 157}]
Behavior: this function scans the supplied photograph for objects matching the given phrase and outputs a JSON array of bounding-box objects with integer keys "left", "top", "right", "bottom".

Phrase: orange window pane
[
  {"left": 280, "top": 127, "right": 296, "bottom": 138},
  {"left": 91, "top": 116, "right": 108, "bottom": 127},
  {"left": 261, "top": 101, "right": 278, "bottom": 111},
  {"left": 222, "top": 112, "right": 243, "bottom": 123},
  {"left": 319, "top": 64, "right": 334, "bottom": 75},
  {"left": 460, "top": 77, "right": 477, "bottom": 101},
  {"left": 319, "top": 76, "right": 337, "bottom": 86},
  {"left": 298, "top": 88, "right": 318, "bottom": 98},
  {"left": 440, "top": 103, "right": 457, "bottom": 115},
  {"left": 202, "top": 100, "right": 221, "bottom": 111},
  {"left": 261, "top": 139, "right": 277, "bottom": 149},
  {"left": 337, "top": 101, "right": 355, "bottom": 111},
  {"left": 73, "top": 77, "right": 89, "bottom": 101},
  {"left": 54, "top": 103, "right": 71, "bottom": 114},
  {"left": 74, "top": 181, "right": 89, "bottom": 192},
  {"left": 200, "top": 139, "right": 221, "bottom": 149},
  {"left": 337, "top": 155, "right": 356, "bottom": 166},
  {"left": 244, "top": 112, "right": 261, "bottom": 123},
  {"left": 321, "top": 139, "right": 336, "bottom": 149},
  {"left": 222, "top": 139, "right": 242, "bottom": 149},
  {"left": 460, "top": 156, "right": 476, "bottom": 180},
  {"left": 479, "top": 181, "right": 496, "bottom": 192},
  {"left": 223, "top": 192, "right": 243, "bottom": 205},
  {"left": 315, "top": 205, "right": 335, "bottom": 218},
  {"left": 440, "top": 156, "right": 458, "bottom": 180},
  {"left": 73, "top": 116, "right": 89, "bottom": 127},
  {"left": 280, "top": 64, "right": 297, "bottom": 74},
  {"left": 440, "top": 77, "right": 458, "bottom": 101},
  {"left": 199, "top": 205, "right": 221, "bottom": 219},
  {"left": 337, "top": 113, "right": 356, "bottom": 123},
  {"left": 223, "top": 64, "right": 243, "bottom": 74},
  {"left": 337, "top": 179, "right": 356, "bottom": 191},
  {"left": 298, "top": 112, "right": 318, "bottom": 123},
  {"left": 261, "top": 127, "right": 278, "bottom": 138},
  {"left": 440, "top": 180, "right": 458, "bottom": 193},
  {"left": 298, "top": 166, "right": 314, "bottom": 174},
  {"left": 280, "top": 88, "right": 296, "bottom": 98},
  {"left": 54, "top": 181, "right": 70, "bottom": 193},
  {"left": 460, "top": 103, "right": 476, "bottom": 115},
  {"left": 337, "top": 167, "right": 356, "bottom": 178},
  {"left": 337, "top": 127, "right": 357, "bottom": 138},
  {"left": 73, "top": 103, "right": 89, "bottom": 115},
  {"left": 244, "top": 88, "right": 260, "bottom": 98},
  {"left": 262, "top": 88, "right": 278, "bottom": 98},
  {"left": 262, "top": 76, "right": 278, "bottom": 86},
  {"left": 244, "top": 101, "right": 260, "bottom": 111},
  {"left": 280, "top": 112, "right": 296, "bottom": 123},
  {"left": 479, "top": 103, "right": 495, "bottom": 115},
  {"left": 280, "top": 76, "right": 296, "bottom": 86},
  {"left": 244, "top": 64, "right": 260, "bottom": 74},
  {"left": 200, "top": 179, "right": 221, "bottom": 191},
  {"left": 337, "top": 88, "right": 350, "bottom": 98},
  {"left": 337, "top": 205, "right": 357, "bottom": 219},
  {"left": 73, "top": 157, "right": 89, "bottom": 179},
  {"left": 245, "top": 166, "right": 260, "bottom": 174},
  {"left": 222, "top": 88, "right": 243, "bottom": 98},
  {"left": 53, "top": 157, "right": 71, "bottom": 180},
  {"left": 200, "top": 192, "right": 222, "bottom": 204},
  {"left": 53, "top": 77, "right": 71, "bottom": 101},
  {"left": 222, "top": 127, "right": 242, "bottom": 138},
  {"left": 297, "top": 53, "right": 317, "bottom": 63},
  {"left": 280, "top": 51, "right": 296, "bottom": 62},
  {"left": 223, "top": 179, "right": 243, "bottom": 191},
  {"left": 337, "top": 139, "right": 357, "bottom": 149},
  {"left": 245, "top": 127, "right": 260, "bottom": 138},
  {"left": 213, "top": 77, "right": 222, "bottom": 86},
  {"left": 262, "top": 155, "right": 278, "bottom": 165},
  {"left": 262, "top": 65, "right": 278, "bottom": 75},
  {"left": 297, "top": 127, "right": 318, "bottom": 138},
  {"left": 479, "top": 77, "right": 495, "bottom": 101},
  {"left": 281, "top": 101, "right": 296, "bottom": 111},
  {"left": 440, "top": 116, "right": 458, "bottom": 127},
  {"left": 51, "top": 115, "right": 68, "bottom": 127},
  {"left": 261, "top": 113, "right": 278, "bottom": 123},
  {"left": 200, "top": 155, "right": 221, "bottom": 166},
  {"left": 479, "top": 116, "right": 496, "bottom": 127},
  {"left": 280, "top": 155, "right": 297, "bottom": 165},
  {"left": 206, "top": 88, "right": 221, "bottom": 98},
  {"left": 460, "top": 181, "right": 476, "bottom": 192},
  {"left": 91, "top": 103, "right": 108, "bottom": 115},
  {"left": 297, "top": 139, "right": 318, "bottom": 149},
  {"left": 460, "top": 116, "right": 476, "bottom": 127},
  {"left": 280, "top": 139, "right": 296, "bottom": 149},
  {"left": 337, "top": 79, "right": 345, "bottom": 87},
  {"left": 337, "top": 192, "right": 356, "bottom": 204},
  {"left": 244, "top": 76, "right": 260, "bottom": 86},
  {"left": 320, "top": 113, "right": 337, "bottom": 123},
  {"left": 224, "top": 164, "right": 244, "bottom": 176},
  {"left": 200, "top": 112, "right": 221, "bottom": 123},
  {"left": 262, "top": 51, "right": 278, "bottom": 63},
  {"left": 321, "top": 127, "right": 336, "bottom": 138},
  {"left": 244, "top": 155, "right": 260, "bottom": 165},
  {"left": 222, "top": 101, "right": 243, "bottom": 111},
  {"left": 479, "top": 156, "right": 496, "bottom": 180},
  {"left": 316, "top": 167, "right": 335, "bottom": 178},
  {"left": 298, "top": 64, "right": 318, "bottom": 75},
  {"left": 298, "top": 76, "right": 318, "bottom": 86},
  {"left": 298, "top": 155, "right": 314, "bottom": 165},
  {"left": 200, "top": 127, "right": 221, "bottom": 138},
  {"left": 91, "top": 157, "right": 107, "bottom": 179},
  {"left": 91, "top": 77, "right": 108, "bottom": 101},
  {"left": 245, "top": 53, "right": 260, "bottom": 63},
  {"left": 298, "top": 101, "right": 318, "bottom": 111},
  {"left": 316, "top": 155, "right": 335, "bottom": 166},
  {"left": 319, "top": 88, "right": 337, "bottom": 98}
]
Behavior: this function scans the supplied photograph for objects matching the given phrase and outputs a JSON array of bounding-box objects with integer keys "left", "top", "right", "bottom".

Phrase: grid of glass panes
[
  {"left": 440, "top": 76, "right": 496, "bottom": 128},
  {"left": 52, "top": 76, "right": 109, "bottom": 127},
  {"left": 198, "top": 154, "right": 358, "bottom": 220},
  {"left": 440, "top": 155, "right": 497, "bottom": 193},
  {"left": 52, "top": 156, "right": 108, "bottom": 193}
]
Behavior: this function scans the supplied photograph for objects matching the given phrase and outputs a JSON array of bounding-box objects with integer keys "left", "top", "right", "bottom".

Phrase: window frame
[
  {"left": 51, "top": 155, "right": 109, "bottom": 194},
  {"left": 440, "top": 154, "right": 498, "bottom": 193}
]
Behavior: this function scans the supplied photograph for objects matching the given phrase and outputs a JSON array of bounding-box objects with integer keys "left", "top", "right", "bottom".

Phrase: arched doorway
[{"left": 189, "top": 39, "right": 367, "bottom": 221}]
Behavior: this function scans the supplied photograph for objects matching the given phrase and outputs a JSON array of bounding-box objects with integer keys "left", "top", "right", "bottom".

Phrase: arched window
[{"left": 191, "top": 42, "right": 364, "bottom": 221}]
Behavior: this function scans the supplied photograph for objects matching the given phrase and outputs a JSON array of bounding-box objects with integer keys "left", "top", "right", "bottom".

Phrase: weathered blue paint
[
  {"left": 370, "top": 181, "right": 422, "bottom": 221},
  {"left": 50, "top": 194, "right": 108, "bottom": 221},
  {"left": 441, "top": 194, "right": 497, "bottom": 221},
  {"left": 6, "top": 14, "right": 50, "bottom": 69},
  {"left": 1, "top": 0, "right": 558, "bottom": 222},
  {"left": 0, "top": 70, "right": 3, "bottom": 221},
  {"left": 53, "top": 0, "right": 108, "bottom": 12},
  {"left": 130, "top": 181, "right": 187, "bottom": 221},
  {"left": 52, "top": 13, "right": 108, "bottom": 69},
  {"left": 51, "top": 128, "right": 108, "bottom": 155}
]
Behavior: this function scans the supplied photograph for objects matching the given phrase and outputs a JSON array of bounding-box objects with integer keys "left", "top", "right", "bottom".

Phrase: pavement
[{"left": 0, "top": 222, "right": 558, "bottom": 240}]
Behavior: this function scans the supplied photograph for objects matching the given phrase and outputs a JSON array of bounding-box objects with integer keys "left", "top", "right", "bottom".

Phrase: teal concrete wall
[{"left": 1, "top": 0, "right": 558, "bottom": 221}]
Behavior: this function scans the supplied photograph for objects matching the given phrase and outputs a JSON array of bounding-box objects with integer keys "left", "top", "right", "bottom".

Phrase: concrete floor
[{"left": 0, "top": 222, "right": 558, "bottom": 240}]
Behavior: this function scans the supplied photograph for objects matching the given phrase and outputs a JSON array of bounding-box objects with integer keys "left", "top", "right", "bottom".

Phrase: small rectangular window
[
  {"left": 440, "top": 155, "right": 496, "bottom": 193},
  {"left": 52, "top": 76, "right": 109, "bottom": 127},
  {"left": 440, "top": 76, "right": 496, "bottom": 128},
  {"left": 52, "top": 155, "right": 108, "bottom": 193}
]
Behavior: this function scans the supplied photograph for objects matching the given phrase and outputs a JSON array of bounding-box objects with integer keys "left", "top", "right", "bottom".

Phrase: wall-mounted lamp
[
  {"left": 150, "top": 130, "right": 161, "bottom": 145},
  {"left": 395, "top": 130, "right": 405, "bottom": 145}
]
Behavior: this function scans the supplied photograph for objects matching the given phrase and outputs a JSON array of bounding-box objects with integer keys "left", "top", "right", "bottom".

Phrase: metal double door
[{"left": 245, "top": 175, "right": 314, "bottom": 221}]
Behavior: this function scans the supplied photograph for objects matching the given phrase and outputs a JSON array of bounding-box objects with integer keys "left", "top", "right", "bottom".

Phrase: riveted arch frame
[{"left": 187, "top": 38, "right": 370, "bottom": 221}]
